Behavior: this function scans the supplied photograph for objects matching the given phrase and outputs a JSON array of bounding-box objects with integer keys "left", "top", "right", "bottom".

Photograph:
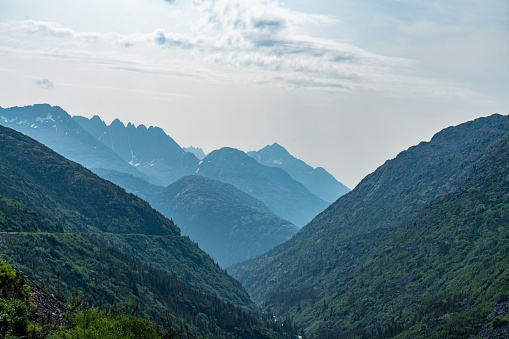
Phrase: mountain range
[
  {"left": 196, "top": 147, "right": 329, "bottom": 227},
  {"left": 3, "top": 103, "right": 506, "bottom": 338},
  {"left": 73, "top": 112, "right": 340, "bottom": 226},
  {"left": 0, "top": 104, "right": 344, "bottom": 265},
  {"left": 74, "top": 115, "right": 199, "bottom": 186},
  {"left": 230, "top": 113, "right": 509, "bottom": 337}
]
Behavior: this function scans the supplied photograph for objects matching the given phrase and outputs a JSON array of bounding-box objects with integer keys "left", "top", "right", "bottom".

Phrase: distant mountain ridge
[
  {"left": 248, "top": 143, "right": 350, "bottom": 203},
  {"left": 184, "top": 146, "right": 207, "bottom": 160},
  {"left": 74, "top": 114, "right": 331, "bottom": 225},
  {"left": 197, "top": 147, "right": 329, "bottom": 227},
  {"left": 74, "top": 115, "right": 199, "bottom": 186},
  {"left": 154, "top": 175, "right": 299, "bottom": 268}
]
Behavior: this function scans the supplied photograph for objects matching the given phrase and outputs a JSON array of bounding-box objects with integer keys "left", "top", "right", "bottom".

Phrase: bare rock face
[
  {"left": 473, "top": 296, "right": 509, "bottom": 339},
  {"left": 15, "top": 268, "right": 70, "bottom": 326}
]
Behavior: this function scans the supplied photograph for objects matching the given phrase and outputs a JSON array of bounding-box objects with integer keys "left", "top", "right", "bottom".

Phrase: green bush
[
  {"left": 47, "top": 308, "right": 161, "bottom": 339},
  {"left": 0, "top": 298, "right": 30, "bottom": 339},
  {"left": 0, "top": 260, "right": 17, "bottom": 289}
]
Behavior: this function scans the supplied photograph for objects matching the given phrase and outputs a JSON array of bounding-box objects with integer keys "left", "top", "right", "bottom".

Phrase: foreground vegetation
[{"left": 0, "top": 257, "right": 301, "bottom": 338}]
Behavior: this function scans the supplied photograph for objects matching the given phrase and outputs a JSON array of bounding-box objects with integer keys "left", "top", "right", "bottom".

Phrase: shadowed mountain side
[
  {"left": 230, "top": 113, "right": 509, "bottom": 306},
  {"left": 0, "top": 124, "right": 252, "bottom": 308},
  {"left": 84, "top": 170, "right": 299, "bottom": 269},
  {"left": 154, "top": 175, "right": 299, "bottom": 268},
  {"left": 197, "top": 147, "right": 329, "bottom": 227},
  {"left": 0, "top": 232, "right": 281, "bottom": 337},
  {"left": 248, "top": 143, "right": 350, "bottom": 203},
  {"left": 74, "top": 115, "right": 199, "bottom": 186}
]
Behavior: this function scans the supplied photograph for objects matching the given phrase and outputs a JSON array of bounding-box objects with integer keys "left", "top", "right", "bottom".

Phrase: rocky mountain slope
[{"left": 0, "top": 104, "right": 146, "bottom": 180}]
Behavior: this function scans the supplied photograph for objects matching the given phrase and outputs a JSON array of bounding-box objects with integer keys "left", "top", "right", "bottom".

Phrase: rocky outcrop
[{"left": 15, "top": 268, "right": 70, "bottom": 325}]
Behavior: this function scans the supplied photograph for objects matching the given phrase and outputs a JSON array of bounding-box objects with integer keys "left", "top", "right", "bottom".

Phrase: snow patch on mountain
[{"left": 36, "top": 113, "right": 55, "bottom": 123}]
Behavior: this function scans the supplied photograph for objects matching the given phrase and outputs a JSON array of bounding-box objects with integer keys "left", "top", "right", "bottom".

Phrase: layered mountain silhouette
[
  {"left": 248, "top": 143, "right": 350, "bottom": 203},
  {"left": 88, "top": 170, "right": 300, "bottom": 268},
  {"left": 230, "top": 114, "right": 509, "bottom": 337},
  {"left": 75, "top": 114, "right": 330, "bottom": 226},
  {"left": 154, "top": 175, "right": 299, "bottom": 268},
  {"left": 0, "top": 124, "right": 301, "bottom": 337},
  {"left": 2, "top": 105, "right": 333, "bottom": 227},
  {"left": 0, "top": 124, "right": 250, "bottom": 307},
  {"left": 197, "top": 147, "right": 329, "bottom": 226}
]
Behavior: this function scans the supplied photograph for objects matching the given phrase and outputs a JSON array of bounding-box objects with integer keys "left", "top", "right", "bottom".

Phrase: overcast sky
[{"left": 0, "top": 0, "right": 507, "bottom": 188}]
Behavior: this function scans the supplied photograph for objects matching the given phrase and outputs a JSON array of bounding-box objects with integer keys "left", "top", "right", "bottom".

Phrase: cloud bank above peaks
[{"left": 0, "top": 0, "right": 484, "bottom": 99}]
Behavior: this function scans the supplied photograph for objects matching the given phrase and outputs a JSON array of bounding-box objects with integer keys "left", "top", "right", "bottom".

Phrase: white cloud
[{"left": 34, "top": 78, "right": 54, "bottom": 89}]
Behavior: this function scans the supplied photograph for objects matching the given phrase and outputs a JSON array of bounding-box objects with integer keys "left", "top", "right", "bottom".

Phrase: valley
[{"left": 0, "top": 106, "right": 508, "bottom": 338}]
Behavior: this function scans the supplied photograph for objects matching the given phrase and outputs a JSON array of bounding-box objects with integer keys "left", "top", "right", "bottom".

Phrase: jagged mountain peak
[
  {"left": 0, "top": 105, "right": 146, "bottom": 180},
  {"left": 74, "top": 115, "right": 199, "bottom": 186},
  {"left": 183, "top": 146, "right": 206, "bottom": 160},
  {"left": 110, "top": 118, "right": 125, "bottom": 128},
  {"left": 268, "top": 142, "right": 290, "bottom": 154}
]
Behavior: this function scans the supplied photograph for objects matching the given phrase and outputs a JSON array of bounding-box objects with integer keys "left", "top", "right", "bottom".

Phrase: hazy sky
[{"left": 0, "top": 0, "right": 507, "bottom": 188}]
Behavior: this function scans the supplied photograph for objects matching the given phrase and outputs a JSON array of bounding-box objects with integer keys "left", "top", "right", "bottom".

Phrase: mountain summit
[{"left": 248, "top": 143, "right": 350, "bottom": 203}]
